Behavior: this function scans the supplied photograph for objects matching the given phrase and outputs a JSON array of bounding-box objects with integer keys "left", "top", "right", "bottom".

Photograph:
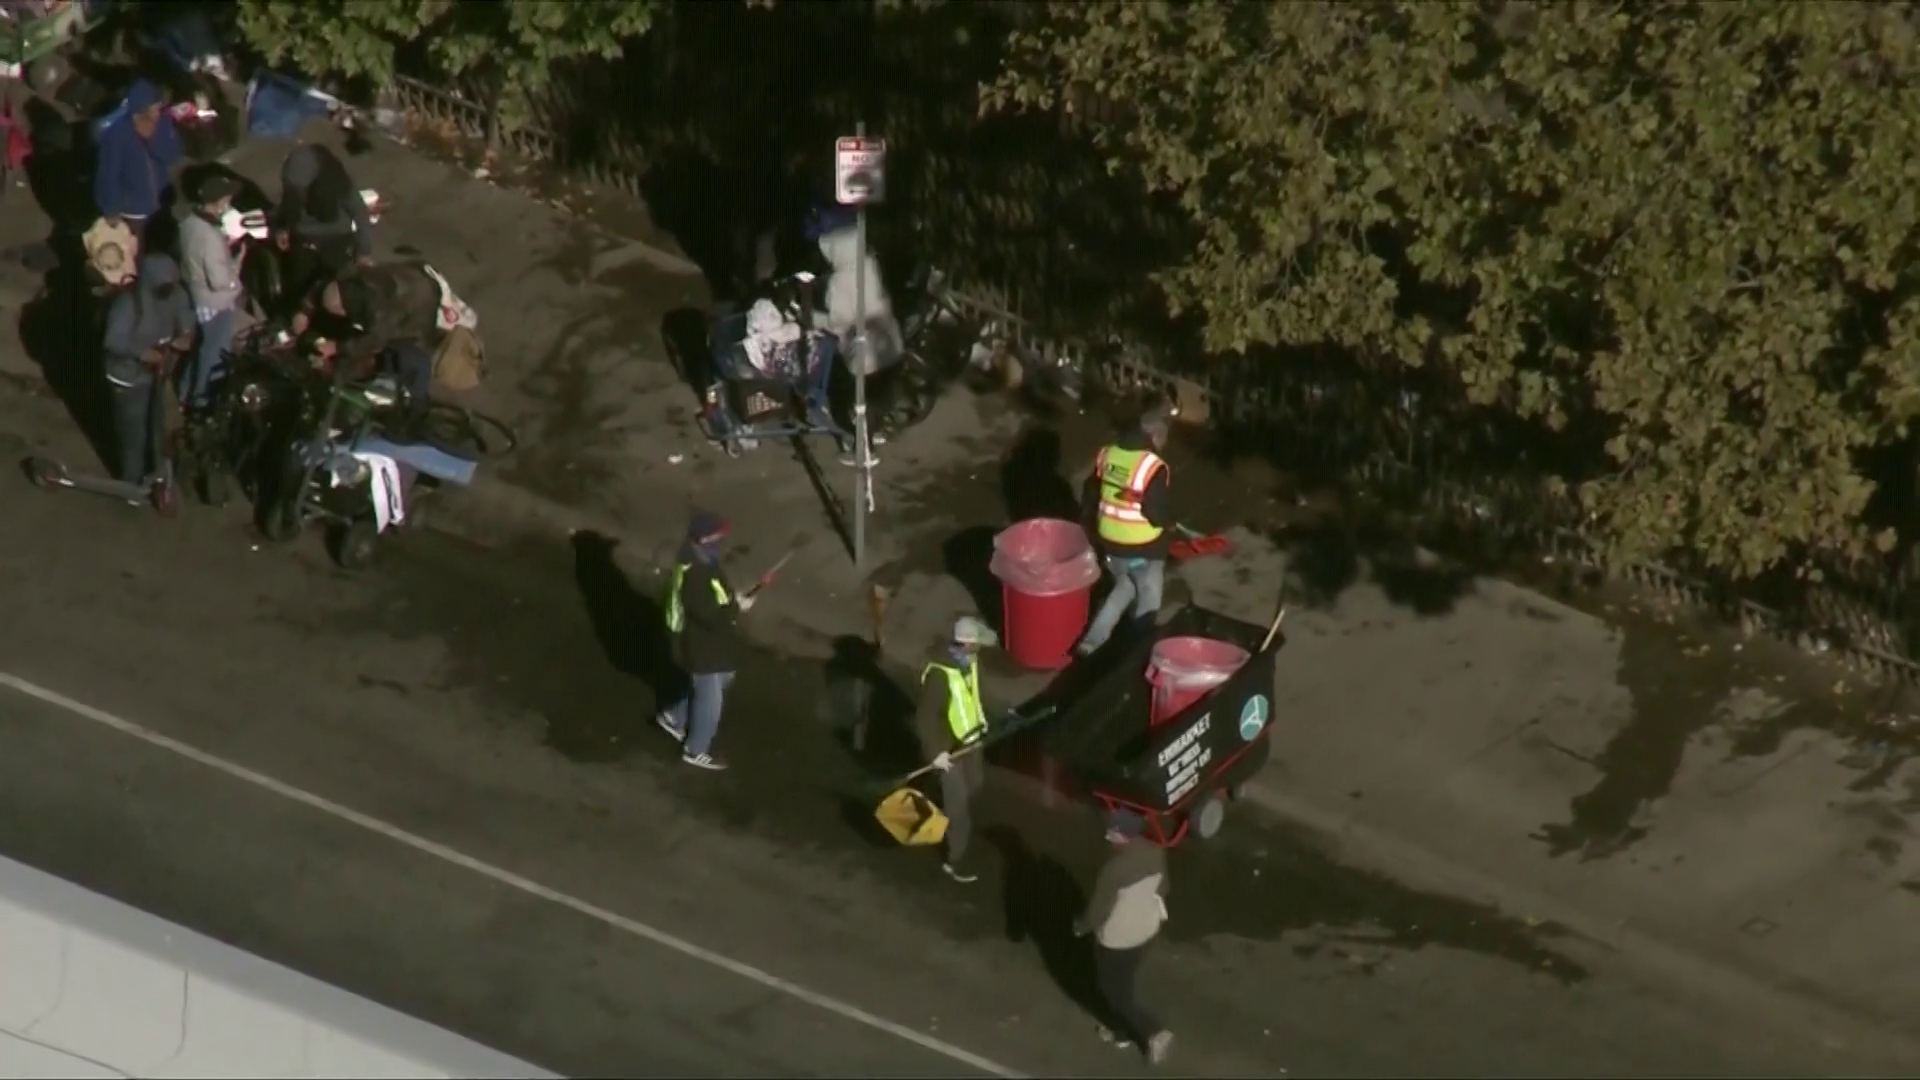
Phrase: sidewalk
[{"left": 5, "top": 114, "right": 1920, "bottom": 1065}]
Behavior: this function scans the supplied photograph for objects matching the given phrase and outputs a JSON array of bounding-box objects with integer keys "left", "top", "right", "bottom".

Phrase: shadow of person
[
  {"left": 823, "top": 634, "right": 918, "bottom": 776},
  {"left": 942, "top": 524, "right": 1002, "bottom": 632},
  {"left": 569, "top": 530, "right": 684, "bottom": 710},
  {"left": 659, "top": 306, "right": 713, "bottom": 401},
  {"left": 18, "top": 268, "right": 114, "bottom": 473},
  {"left": 985, "top": 825, "right": 1102, "bottom": 1019},
  {"left": 1000, "top": 424, "right": 1078, "bottom": 524},
  {"left": 21, "top": 96, "right": 95, "bottom": 243}
]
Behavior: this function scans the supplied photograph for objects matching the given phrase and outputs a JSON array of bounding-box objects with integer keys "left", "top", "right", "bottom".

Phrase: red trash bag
[
  {"left": 1147, "top": 636, "right": 1251, "bottom": 727},
  {"left": 990, "top": 518, "right": 1102, "bottom": 671}
]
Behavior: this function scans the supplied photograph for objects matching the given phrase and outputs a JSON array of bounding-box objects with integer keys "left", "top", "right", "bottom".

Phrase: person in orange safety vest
[{"left": 1074, "top": 405, "right": 1175, "bottom": 657}]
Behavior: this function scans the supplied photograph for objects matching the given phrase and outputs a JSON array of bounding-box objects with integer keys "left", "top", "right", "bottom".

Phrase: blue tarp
[{"left": 245, "top": 70, "right": 331, "bottom": 139}]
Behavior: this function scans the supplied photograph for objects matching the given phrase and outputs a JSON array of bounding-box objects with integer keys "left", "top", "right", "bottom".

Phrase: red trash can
[
  {"left": 990, "top": 518, "right": 1101, "bottom": 671},
  {"left": 1147, "top": 636, "right": 1252, "bottom": 727}
]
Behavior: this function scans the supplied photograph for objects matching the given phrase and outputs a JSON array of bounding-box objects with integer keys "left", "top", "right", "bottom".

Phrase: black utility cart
[{"left": 997, "top": 604, "right": 1283, "bottom": 846}]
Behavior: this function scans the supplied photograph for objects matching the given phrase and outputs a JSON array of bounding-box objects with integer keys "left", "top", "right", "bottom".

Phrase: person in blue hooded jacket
[{"left": 92, "top": 79, "right": 183, "bottom": 232}]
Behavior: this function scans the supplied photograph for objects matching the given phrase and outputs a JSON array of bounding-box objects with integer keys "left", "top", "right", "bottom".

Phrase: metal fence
[{"left": 385, "top": 71, "right": 1920, "bottom": 687}]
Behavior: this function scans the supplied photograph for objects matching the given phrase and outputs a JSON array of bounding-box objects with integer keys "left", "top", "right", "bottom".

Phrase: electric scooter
[{"left": 26, "top": 357, "right": 182, "bottom": 517}]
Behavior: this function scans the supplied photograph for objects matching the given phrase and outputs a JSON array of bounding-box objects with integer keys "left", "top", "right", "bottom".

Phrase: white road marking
[{"left": 0, "top": 673, "right": 1023, "bottom": 1079}]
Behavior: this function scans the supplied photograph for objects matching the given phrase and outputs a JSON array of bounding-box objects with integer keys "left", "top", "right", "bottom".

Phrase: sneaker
[
  {"left": 1146, "top": 1030, "right": 1173, "bottom": 1064},
  {"left": 1072, "top": 640, "right": 1099, "bottom": 659},
  {"left": 942, "top": 862, "right": 979, "bottom": 883},
  {"left": 681, "top": 751, "right": 729, "bottom": 771},
  {"left": 655, "top": 713, "right": 686, "bottom": 742},
  {"left": 1097, "top": 1026, "right": 1136, "bottom": 1051}
]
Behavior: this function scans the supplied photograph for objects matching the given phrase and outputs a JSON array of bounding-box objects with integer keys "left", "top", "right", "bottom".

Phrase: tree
[
  {"left": 987, "top": 0, "right": 1920, "bottom": 579},
  {"left": 234, "top": 0, "right": 658, "bottom": 130}
]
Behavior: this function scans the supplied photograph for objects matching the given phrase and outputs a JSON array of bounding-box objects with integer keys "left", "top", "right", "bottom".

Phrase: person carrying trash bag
[
  {"left": 657, "top": 511, "right": 753, "bottom": 772},
  {"left": 917, "top": 615, "right": 999, "bottom": 883},
  {"left": 1074, "top": 807, "right": 1175, "bottom": 1064}
]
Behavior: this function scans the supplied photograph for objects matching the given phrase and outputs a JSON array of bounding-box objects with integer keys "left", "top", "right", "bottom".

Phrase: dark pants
[
  {"left": 382, "top": 342, "right": 435, "bottom": 426},
  {"left": 1094, "top": 940, "right": 1161, "bottom": 1045},
  {"left": 284, "top": 234, "right": 356, "bottom": 312},
  {"left": 938, "top": 757, "right": 985, "bottom": 867},
  {"left": 111, "top": 374, "right": 159, "bottom": 484}
]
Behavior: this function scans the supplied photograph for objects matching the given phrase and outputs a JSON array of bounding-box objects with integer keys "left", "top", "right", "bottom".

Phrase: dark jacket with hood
[
  {"left": 307, "top": 261, "right": 442, "bottom": 368},
  {"left": 103, "top": 254, "right": 196, "bottom": 388},
  {"left": 1081, "top": 425, "right": 1173, "bottom": 560},
  {"left": 274, "top": 144, "right": 375, "bottom": 258},
  {"left": 93, "top": 79, "right": 183, "bottom": 222},
  {"left": 677, "top": 542, "right": 748, "bottom": 675}
]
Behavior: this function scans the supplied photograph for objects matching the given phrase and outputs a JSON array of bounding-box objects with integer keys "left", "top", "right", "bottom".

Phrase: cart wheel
[
  {"left": 1191, "top": 792, "right": 1228, "bottom": 841},
  {"left": 28, "top": 457, "right": 67, "bottom": 491},
  {"left": 329, "top": 519, "right": 380, "bottom": 571},
  {"left": 151, "top": 478, "right": 180, "bottom": 519}
]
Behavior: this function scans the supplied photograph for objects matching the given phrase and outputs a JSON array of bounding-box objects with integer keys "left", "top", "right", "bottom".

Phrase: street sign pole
[{"left": 835, "top": 123, "right": 886, "bottom": 570}]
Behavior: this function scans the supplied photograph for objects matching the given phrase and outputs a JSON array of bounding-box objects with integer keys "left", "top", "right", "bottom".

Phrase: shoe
[
  {"left": 1146, "top": 1030, "right": 1173, "bottom": 1064},
  {"left": 1072, "top": 640, "right": 1099, "bottom": 659},
  {"left": 1097, "top": 1026, "right": 1136, "bottom": 1051},
  {"left": 942, "top": 862, "right": 979, "bottom": 883},
  {"left": 681, "top": 751, "right": 729, "bottom": 771},
  {"left": 655, "top": 713, "right": 686, "bottom": 742}
]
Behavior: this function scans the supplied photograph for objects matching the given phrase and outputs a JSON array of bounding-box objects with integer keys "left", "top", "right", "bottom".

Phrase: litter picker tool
[{"left": 745, "top": 549, "right": 797, "bottom": 598}]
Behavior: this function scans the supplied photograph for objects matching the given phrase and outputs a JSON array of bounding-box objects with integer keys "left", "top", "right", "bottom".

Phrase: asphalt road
[{"left": 0, "top": 385, "right": 1891, "bottom": 1078}]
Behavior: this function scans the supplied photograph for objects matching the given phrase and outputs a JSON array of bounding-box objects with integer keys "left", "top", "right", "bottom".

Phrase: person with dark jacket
[
  {"left": 273, "top": 144, "right": 376, "bottom": 302},
  {"left": 102, "top": 253, "right": 196, "bottom": 492},
  {"left": 290, "top": 260, "right": 442, "bottom": 428},
  {"left": 657, "top": 512, "right": 755, "bottom": 771},
  {"left": 1074, "top": 808, "right": 1174, "bottom": 1064},
  {"left": 916, "top": 615, "right": 999, "bottom": 882},
  {"left": 92, "top": 78, "right": 183, "bottom": 233},
  {"left": 1075, "top": 404, "right": 1177, "bottom": 656}
]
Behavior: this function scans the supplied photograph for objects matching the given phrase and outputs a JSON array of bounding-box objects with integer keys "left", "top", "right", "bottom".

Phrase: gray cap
[{"left": 953, "top": 616, "right": 999, "bottom": 647}]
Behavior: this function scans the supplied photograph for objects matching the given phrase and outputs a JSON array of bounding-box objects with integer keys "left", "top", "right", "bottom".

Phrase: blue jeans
[
  {"left": 1081, "top": 556, "right": 1166, "bottom": 651},
  {"left": 664, "top": 671, "right": 734, "bottom": 757},
  {"left": 183, "top": 306, "right": 236, "bottom": 408}
]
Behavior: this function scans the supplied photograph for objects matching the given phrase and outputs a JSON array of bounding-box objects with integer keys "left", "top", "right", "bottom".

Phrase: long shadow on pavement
[{"left": 567, "top": 530, "right": 684, "bottom": 757}]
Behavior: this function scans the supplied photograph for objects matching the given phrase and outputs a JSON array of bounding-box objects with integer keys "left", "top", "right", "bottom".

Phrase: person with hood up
[
  {"left": 92, "top": 78, "right": 183, "bottom": 233},
  {"left": 272, "top": 143, "right": 375, "bottom": 301},
  {"left": 175, "top": 171, "right": 245, "bottom": 409},
  {"left": 916, "top": 615, "right": 1000, "bottom": 883},
  {"left": 657, "top": 511, "right": 756, "bottom": 772},
  {"left": 1073, "top": 808, "right": 1174, "bottom": 1064},
  {"left": 102, "top": 253, "right": 196, "bottom": 494},
  {"left": 1074, "top": 404, "right": 1177, "bottom": 657}
]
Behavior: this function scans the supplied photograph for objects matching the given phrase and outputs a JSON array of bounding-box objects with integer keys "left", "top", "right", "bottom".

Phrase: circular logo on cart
[{"left": 1238, "top": 694, "right": 1270, "bottom": 741}]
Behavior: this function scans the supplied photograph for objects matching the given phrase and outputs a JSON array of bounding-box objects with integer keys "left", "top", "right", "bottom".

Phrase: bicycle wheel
[{"left": 422, "top": 401, "right": 520, "bottom": 460}]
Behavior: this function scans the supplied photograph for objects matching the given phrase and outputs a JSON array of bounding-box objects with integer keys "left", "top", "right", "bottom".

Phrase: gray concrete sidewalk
[{"left": 4, "top": 113, "right": 1919, "bottom": 1067}]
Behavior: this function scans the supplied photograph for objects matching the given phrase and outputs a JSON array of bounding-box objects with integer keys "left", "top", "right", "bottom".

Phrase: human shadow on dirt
[
  {"left": 943, "top": 524, "right": 1002, "bottom": 633},
  {"left": 984, "top": 825, "right": 1104, "bottom": 1021},
  {"left": 659, "top": 306, "right": 712, "bottom": 402},
  {"left": 566, "top": 530, "right": 685, "bottom": 757},
  {"left": 1000, "top": 424, "right": 1079, "bottom": 525},
  {"left": 823, "top": 634, "right": 920, "bottom": 776}
]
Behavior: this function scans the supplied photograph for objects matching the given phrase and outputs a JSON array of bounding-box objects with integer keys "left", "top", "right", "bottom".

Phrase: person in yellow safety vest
[
  {"left": 915, "top": 615, "right": 1000, "bottom": 883},
  {"left": 656, "top": 511, "right": 756, "bottom": 772},
  {"left": 1074, "top": 404, "right": 1176, "bottom": 657}
]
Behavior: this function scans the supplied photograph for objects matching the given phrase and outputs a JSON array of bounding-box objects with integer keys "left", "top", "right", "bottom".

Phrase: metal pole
[{"left": 852, "top": 121, "right": 871, "bottom": 569}]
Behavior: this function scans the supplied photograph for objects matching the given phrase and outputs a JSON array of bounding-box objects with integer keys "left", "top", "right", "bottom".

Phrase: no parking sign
[{"left": 835, "top": 135, "right": 887, "bottom": 206}]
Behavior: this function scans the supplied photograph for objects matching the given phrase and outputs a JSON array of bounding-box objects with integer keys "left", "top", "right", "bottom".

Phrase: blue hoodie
[{"left": 93, "top": 79, "right": 183, "bottom": 221}]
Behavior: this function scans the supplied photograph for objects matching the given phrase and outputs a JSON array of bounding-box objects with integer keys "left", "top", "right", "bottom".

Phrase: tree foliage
[
  {"left": 235, "top": 0, "right": 657, "bottom": 127},
  {"left": 988, "top": 0, "right": 1920, "bottom": 578}
]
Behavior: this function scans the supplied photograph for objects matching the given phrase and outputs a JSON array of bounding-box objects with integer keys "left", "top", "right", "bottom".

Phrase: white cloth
[
  {"left": 817, "top": 227, "right": 903, "bottom": 374},
  {"left": 422, "top": 263, "right": 478, "bottom": 332},
  {"left": 742, "top": 298, "right": 801, "bottom": 375},
  {"left": 353, "top": 452, "right": 405, "bottom": 532}
]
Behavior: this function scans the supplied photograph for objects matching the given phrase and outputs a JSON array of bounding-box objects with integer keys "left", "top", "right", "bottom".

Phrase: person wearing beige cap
[{"left": 914, "top": 615, "right": 999, "bottom": 882}]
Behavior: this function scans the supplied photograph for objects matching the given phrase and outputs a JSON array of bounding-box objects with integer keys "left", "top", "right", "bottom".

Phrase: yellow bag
[
  {"left": 432, "top": 325, "right": 486, "bottom": 394},
  {"left": 873, "top": 788, "right": 948, "bottom": 847}
]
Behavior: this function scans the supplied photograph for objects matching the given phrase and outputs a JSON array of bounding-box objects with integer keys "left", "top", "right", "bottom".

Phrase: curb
[{"left": 1236, "top": 778, "right": 1920, "bottom": 1070}]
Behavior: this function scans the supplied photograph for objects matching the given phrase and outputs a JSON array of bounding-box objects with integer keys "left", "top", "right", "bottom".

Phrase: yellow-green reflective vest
[
  {"left": 665, "top": 562, "right": 731, "bottom": 634},
  {"left": 921, "top": 661, "right": 986, "bottom": 746},
  {"left": 1095, "top": 445, "right": 1168, "bottom": 546}
]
